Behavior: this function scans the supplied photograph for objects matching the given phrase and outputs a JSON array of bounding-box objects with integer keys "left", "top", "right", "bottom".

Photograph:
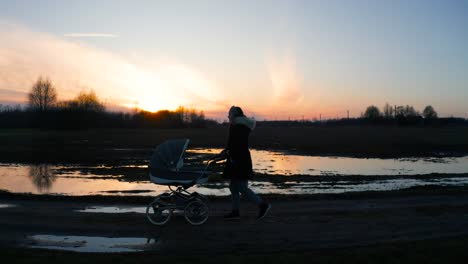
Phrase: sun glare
[
  {"left": 119, "top": 65, "right": 184, "bottom": 112},
  {"left": 119, "top": 63, "right": 221, "bottom": 113}
]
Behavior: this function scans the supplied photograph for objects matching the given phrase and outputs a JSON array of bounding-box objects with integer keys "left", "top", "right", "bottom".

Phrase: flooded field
[{"left": 1, "top": 148, "right": 468, "bottom": 196}]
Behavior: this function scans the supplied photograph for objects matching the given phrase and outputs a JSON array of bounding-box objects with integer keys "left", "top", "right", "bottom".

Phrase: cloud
[
  {"left": 0, "top": 88, "right": 27, "bottom": 102},
  {"left": 267, "top": 52, "right": 304, "bottom": 105},
  {"left": 264, "top": 51, "right": 305, "bottom": 119},
  {"left": 64, "top": 33, "right": 118, "bottom": 38},
  {"left": 0, "top": 89, "right": 28, "bottom": 107},
  {"left": 0, "top": 22, "right": 226, "bottom": 115}
]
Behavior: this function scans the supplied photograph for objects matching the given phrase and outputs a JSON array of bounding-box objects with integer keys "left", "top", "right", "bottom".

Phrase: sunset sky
[{"left": 0, "top": 0, "right": 467, "bottom": 119}]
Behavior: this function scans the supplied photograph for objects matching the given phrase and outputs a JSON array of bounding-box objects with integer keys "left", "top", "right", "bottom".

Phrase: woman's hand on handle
[{"left": 212, "top": 149, "right": 228, "bottom": 162}]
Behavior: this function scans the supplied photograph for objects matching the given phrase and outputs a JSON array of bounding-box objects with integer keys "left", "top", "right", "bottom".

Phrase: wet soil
[{"left": 1, "top": 187, "right": 468, "bottom": 255}]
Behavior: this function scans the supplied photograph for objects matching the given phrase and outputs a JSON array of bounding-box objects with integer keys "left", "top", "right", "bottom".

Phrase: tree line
[
  {"left": 363, "top": 103, "right": 437, "bottom": 120},
  {"left": 0, "top": 77, "right": 217, "bottom": 129},
  {"left": 360, "top": 103, "right": 442, "bottom": 126},
  {"left": 255, "top": 104, "right": 466, "bottom": 127},
  {"left": 1, "top": 76, "right": 466, "bottom": 129}
]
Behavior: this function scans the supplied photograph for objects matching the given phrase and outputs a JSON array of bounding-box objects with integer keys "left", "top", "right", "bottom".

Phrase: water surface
[
  {"left": 77, "top": 206, "right": 146, "bottom": 214},
  {"left": 26, "top": 234, "right": 159, "bottom": 252},
  {"left": 1, "top": 149, "right": 468, "bottom": 196},
  {"left": 0, "top": 203, "right": 16, "bottom": 208},
  {"left": 188, "top": 148, "right": 468, "bottom": 176}
]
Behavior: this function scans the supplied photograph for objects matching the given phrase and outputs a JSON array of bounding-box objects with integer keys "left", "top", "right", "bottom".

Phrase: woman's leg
[
  {"left": 229, "top": 180, "right": 241, "bottom": 211},
  {"left": 237, "top": 180, "right": 262, "bottom": 205},
  {"left": 238, "top": 180, "right": 271, "bottom": 220},
  {"left": 228, "top": 179, "right": 271, "bottom": 220}
]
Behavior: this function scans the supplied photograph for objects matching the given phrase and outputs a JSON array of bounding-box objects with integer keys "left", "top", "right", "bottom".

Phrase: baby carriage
[{"left": 146, "top": 138, "right": 215, "bottom": 225}]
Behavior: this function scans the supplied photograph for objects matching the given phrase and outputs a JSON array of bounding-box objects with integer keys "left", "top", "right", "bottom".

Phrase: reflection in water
[
  {"left": 1, "top": 149, "right": 468, "bottom": 197},
  {"left": 187, "top": 148, "right": 468, "bottom": 176},
  {"left": 0, "top": 203, "right": 16, "bottom": 208},
  {"left": 27, "top": 234, "right": 159, "bottom": 252},
  {"left": 77, "top": 206, "right": 146, "bottom": 214},
  {"left": 28, "top": 164, "right": 56, "bottom": 192},
  {"left": 0, "top": 164, "right": 169, "bottom": 196}
]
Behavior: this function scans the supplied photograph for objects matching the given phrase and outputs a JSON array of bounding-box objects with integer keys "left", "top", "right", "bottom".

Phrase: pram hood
[
  {"left": 150, "top": 138, "right": 189, "bottom": 172},
  {"left": 149, "top": 138, "right": 209, "bottom": 186}
]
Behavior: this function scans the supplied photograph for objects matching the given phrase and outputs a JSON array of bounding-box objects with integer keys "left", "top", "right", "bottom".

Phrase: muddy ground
[
  {"left": 1, "top": 187, "right": 468, "bottom": 255},
  {"left": 1, "top": 127, "right": 468, "bottom": 261}
]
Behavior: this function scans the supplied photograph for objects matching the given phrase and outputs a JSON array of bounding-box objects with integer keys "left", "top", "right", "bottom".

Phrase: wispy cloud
[
  {"left": 261, "top": 50, "right": 323, "bottom": 120},
  {"left": 64, "top": 33, "right": 118, "bottom": 38},
  {"left": 267, "top": 51, "right": 304, "bottom": 105},
  {"left": 0, "top": 89, "right": 27, "bottom": 104}
]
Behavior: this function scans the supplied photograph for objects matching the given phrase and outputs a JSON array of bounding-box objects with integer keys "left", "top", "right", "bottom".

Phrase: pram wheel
[
  {"left": 184, "top": 199, "right": 209, "bottom": 225},
  {"left": 146, "top": 199, "right": 172, "bottom": 225}
]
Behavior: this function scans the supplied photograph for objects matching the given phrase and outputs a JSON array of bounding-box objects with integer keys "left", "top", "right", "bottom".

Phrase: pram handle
[
  {"left": 203, "top": 158, "right": 218, "bottom": 172},
  {"left": 183, "top": 158, "right": 217, "bottom": 188}
]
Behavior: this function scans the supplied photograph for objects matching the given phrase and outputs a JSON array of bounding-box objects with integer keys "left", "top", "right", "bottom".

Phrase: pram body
[{"left": 146, "top": 138, "right": 213, "bottom": 225}]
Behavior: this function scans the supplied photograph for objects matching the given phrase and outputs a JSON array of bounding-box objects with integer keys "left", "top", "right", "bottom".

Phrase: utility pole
[{"left": 347, "top": 110, "right": 349, "bottom": 119}]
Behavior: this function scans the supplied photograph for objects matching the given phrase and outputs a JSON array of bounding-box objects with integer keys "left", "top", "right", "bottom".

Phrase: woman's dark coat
[{"left": 223, "top": 123, "right": 253, "bottom": 180}]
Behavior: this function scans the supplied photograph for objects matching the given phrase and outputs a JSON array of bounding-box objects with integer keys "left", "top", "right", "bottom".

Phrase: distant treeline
[
  {"left": 2, "top": 103, "right": 467, "bottom": 129},
  {"left": 0, "top": 105, "right": 218, "bottom": 129},
  {"left": 0, "top": 77, "right": 217, "bottom": 129},
  {"left": 256, "top": 117, "right": 468, "bottom": 127},
  {"left": 1, "top": 77, "right": 466, "bottom": 129},
  {"left": 256, "top": 104, "right": 468, "bottom": 127}
]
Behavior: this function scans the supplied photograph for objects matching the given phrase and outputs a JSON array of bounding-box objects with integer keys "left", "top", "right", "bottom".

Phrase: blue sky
[{"left": 0, "top": 0, "right": 467, "bottom": 118}]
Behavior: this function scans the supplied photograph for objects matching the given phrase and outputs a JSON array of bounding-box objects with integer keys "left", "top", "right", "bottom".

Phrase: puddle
[
  {"left": 77, "top": 206, "right": 146, "bottom": 214},
  {"left": 77, "top": 206, "right": 188, "bottom": 215},
  {"left": 26, "top": 234, "right": 159, "bottom": 252},
  {"left": 0, "top": 164, "right": 167, "bottom": 196},
  {"left": 1, "top": 149, "right": 468, "bottom": 197},
  {"left": 0, "top": 203, "right": 16, "bottom": 208},
  {"left": 251, "top": 177, "right": 468, "bottom": 195},
  {"left": 188, "top": 148, "right": 468, "bottom": 176},
  {"left": 1, "top": 162, "right": 468, "bottom": 196}
]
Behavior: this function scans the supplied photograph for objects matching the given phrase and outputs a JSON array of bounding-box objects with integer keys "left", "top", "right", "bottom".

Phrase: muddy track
[{"left": 1, "top": 193, "right": 468, "bottom": 255}]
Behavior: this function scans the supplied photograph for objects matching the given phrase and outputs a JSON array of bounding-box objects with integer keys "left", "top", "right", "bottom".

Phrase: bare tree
[
  {"left": 383, "top": 103, "right": 394, "bottom": 118},
  {"left": 28, "top": 77, "right": 57, "bottom": 112}
]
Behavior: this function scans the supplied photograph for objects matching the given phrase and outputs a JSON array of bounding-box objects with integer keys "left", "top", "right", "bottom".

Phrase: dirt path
[{"left": 1, "top": 193, "right": 468, "bottom": 254}]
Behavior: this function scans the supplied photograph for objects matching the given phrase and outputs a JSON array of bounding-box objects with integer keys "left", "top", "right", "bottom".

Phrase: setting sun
[{"left": 117, "top": 62, "right": 223, "bottom": 113}]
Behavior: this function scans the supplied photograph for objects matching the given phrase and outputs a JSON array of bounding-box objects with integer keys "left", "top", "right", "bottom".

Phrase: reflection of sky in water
[
  {"left": 0, "top": 203, "right": 16, "bottom": 208},
  {"left": 0, "top": 163, "right": 468, "bottom": 196},
  {"left": 0, "top": 164, "right": 163, "bottom": 196},
  {"left": 27, "top": 234, "right": 158, "bottom": 253},
  {"left": 77, "top": 206, "right": 146, "bottom": 214},
  {"left": 188, "top": 148, "right": 468, "bottom": 176},
  {"left": 1, "top": 150, "right": 468, "bottom": 196},
  {"left": 250, "top": 177, "right": 468, "bottom": 195}
]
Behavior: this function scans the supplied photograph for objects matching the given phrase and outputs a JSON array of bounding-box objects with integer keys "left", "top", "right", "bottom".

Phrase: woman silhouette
[{"left": 217, "top": 106, "right": 271, "bottom": 220}]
